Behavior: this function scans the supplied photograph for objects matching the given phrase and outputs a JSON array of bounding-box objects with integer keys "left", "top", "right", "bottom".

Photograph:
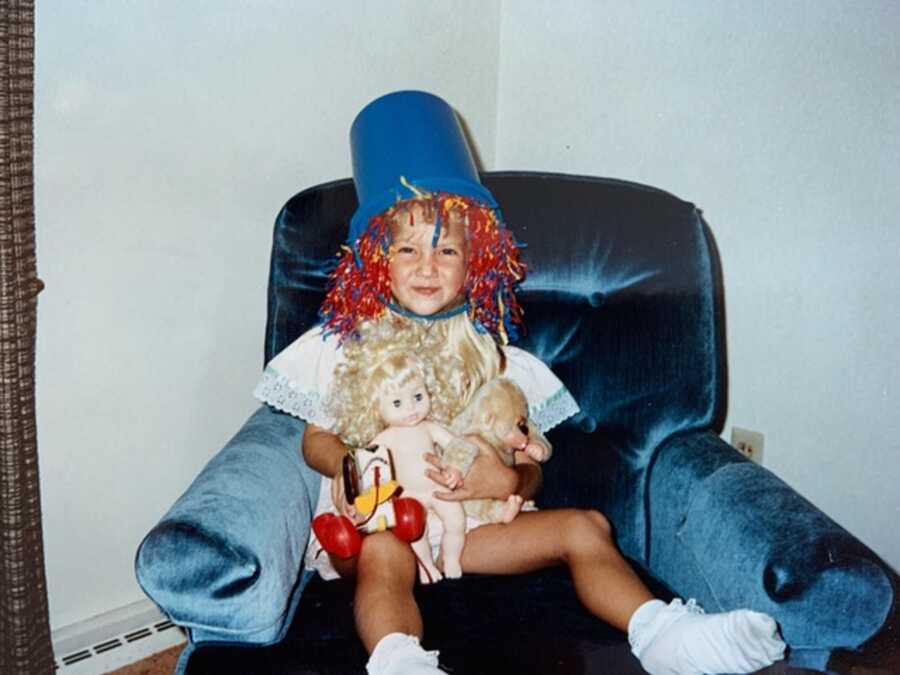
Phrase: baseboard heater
[{"left": 52, "top": 599, "right": 186, "bottom": 673}]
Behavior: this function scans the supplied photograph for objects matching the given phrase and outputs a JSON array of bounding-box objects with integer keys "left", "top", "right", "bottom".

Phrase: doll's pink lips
[{"left": 412, "top": 286, "right": 440, "bottom": 295}]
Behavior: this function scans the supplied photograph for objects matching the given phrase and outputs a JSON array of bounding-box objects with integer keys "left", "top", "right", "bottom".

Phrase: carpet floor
[{"left": 105, "top": 645, "right": 183, "bottom": 675}]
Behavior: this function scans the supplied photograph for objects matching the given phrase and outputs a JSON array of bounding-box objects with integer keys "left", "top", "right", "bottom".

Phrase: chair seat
[{"left": 185, "top": 566, "right": 671, "bottom": 674}]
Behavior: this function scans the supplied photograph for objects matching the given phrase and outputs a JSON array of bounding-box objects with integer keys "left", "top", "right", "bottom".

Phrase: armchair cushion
[
  {"left": 648, "top": 430, "right": 894, "bottom": 652},
  {"left": 136, "top": 406, "right": 318, "bottom": 644}
]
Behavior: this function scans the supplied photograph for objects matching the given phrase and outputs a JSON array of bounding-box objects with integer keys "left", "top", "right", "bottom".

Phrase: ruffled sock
[
  {"left": 628, "top": 598, "right": 786, "bottom": 675},
  {"left": 366, "top": 632, "right": 447, "bottom": 675}
]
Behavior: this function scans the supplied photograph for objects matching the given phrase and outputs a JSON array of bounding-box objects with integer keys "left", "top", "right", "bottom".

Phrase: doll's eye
[
  {"left": 439, "top": 247, "right": 459, "bottom": 256},
  {"left": 392, "top": 399, "right": 401, "bottom": 408},
  {"left": 414, "top": 393, "right": 424, "bottom": 402},
  {"left": 396, "top": 245, "right": 416, "bottom": 255}
]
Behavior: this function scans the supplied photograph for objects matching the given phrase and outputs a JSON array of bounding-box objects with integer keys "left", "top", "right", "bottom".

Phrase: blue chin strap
[{"left": 387, "top": 302, "right": 470, "bottom": 322}]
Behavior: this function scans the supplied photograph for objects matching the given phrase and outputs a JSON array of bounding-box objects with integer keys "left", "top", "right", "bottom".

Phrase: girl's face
[
  {"left": 378, "top": 376, "right": 431, "bottom": 427},
  {"left": 389, "top": 203, "right": 468, "bottom": 316}
]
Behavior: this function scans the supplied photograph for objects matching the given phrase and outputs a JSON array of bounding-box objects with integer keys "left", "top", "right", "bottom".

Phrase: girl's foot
[
  {"left": 628, "top": 598, "right": 786, "bottom": 675},
  {"left": 366, "top": 633, "right": 447, "bottom": 675}
]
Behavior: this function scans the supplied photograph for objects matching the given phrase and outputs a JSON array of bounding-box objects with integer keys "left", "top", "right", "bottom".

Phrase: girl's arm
[
  {"left": 303, "top": 422, "right": 359, "bottom": 520},
  {"left": 302, "top": 422, "right": 348, "bottom": 479},
  {"left": 426, "top": 438, "right": 543, "bottom": 503},
  {"left": 511, "top": 450, "right": 543, "bottom": 499}
]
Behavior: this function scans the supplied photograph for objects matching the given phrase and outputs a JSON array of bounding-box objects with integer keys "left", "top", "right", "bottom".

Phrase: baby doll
[
  {"left": 450, "top": 377, "right": 552, "bottom": 524},
  {"left": 330, "top": 319, "right": 479, "bottom": 583}
]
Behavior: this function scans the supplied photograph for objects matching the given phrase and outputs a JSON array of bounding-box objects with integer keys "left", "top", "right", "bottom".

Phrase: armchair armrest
[
  {"left": 647, "top": 431, "right": 894, "bottom": 657},
  {"left": 136, "top": 405, "right": 320, "bottom": 644}
]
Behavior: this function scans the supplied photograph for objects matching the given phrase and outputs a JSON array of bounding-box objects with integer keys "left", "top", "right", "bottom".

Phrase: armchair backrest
[{"left": 264, "top": 172, "right": 725, "bottom": 560}]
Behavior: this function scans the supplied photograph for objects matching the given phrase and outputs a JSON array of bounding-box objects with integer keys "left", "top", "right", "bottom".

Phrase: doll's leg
[
  {"left": 429, "top": 500, "right": 466, "bottom": 579},
  {"left": 495, "top": 494, "right": 524, "bottom": 523},
  {"left": 459, "top": 509, "right": 784, "bottom": 675},
  {"left": 465, "top": 496, "right": 524, "bottom": 523},
  {"left": 410, "top": 526, "right": 443, "bottom": 584}
]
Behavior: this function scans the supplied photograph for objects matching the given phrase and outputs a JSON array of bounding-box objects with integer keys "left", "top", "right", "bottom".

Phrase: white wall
[
  {"left": 35, "top": 0, "right": 501, "bottom": 630},
  {"left": 495, "top": 1, "right": 900, "bottom": 570}
]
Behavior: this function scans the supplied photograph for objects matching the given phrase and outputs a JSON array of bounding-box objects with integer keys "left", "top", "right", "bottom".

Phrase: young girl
[{"left": 254, "top": 91, "right": 786, "bottom": 675}]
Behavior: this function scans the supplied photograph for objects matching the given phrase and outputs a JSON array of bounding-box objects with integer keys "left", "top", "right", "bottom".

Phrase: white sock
[
  {"left": 366, "top": 632, "right": 446, "bottom": 675},
  {"left": 628, "top": 598, "right": 786, "bottom": 675}
]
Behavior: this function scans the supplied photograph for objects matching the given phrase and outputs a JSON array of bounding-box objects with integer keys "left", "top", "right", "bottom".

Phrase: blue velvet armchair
[{"left": 136, "top": 172, "right": 896, "bottom": 674}]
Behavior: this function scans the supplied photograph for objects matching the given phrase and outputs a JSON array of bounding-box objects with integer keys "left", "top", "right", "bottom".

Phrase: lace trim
[
  {"left": 530, "top": 387, "right": 580, "bottom": 433},
  {"left": 253, "top": 368, "right": 335, "bottom": 428},
  {"left": 254, "top": 368, "right": 577, "bottom": 434}
]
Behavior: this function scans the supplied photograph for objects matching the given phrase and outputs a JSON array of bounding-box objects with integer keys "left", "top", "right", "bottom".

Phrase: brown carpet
[{"left": 104, "top": 645, "right": 183, "bottom": 675}]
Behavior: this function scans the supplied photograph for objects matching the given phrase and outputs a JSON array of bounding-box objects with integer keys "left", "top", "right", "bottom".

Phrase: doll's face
[
  {"left": 378, "top": 375, "right": 431, "bottom": 427},
  {"left": 388, "top": 202, "right": 468, "bottom": 316}
]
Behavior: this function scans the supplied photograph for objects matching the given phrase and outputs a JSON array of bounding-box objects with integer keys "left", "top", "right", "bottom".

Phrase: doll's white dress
[{"left": 253, "top": 324, "right": 580, "bottom": 580}]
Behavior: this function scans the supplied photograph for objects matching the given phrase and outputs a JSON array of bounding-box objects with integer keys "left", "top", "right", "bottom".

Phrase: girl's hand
[
  {"left": 422, "top": 453, "right": 465, "bottom": 490},
  {"left": 426, "top": 437, "right": 519, "bottom": 502},
  {"left": 330, "top": 470, "right": 363, "bottom": 524}
]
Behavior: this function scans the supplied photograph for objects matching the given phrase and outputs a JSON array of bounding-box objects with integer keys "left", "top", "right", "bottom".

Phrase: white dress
[{"left": 253, "top": 324, "right": 581, "bottom": 580}]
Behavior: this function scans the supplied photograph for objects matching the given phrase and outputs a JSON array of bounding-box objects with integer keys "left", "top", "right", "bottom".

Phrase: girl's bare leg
[
  {"left": 460, "top": 509, "right": 785, "bottom": 674},
  {"left": 459, "top": 508, "right": 654, "bottom": 630},
  {"left": 332, "top": 531, "right": 422, "bottom": 653}
]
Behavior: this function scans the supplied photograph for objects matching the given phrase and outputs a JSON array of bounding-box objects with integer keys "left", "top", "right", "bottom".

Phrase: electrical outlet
[{"left": 731, "top": 427, "right": 765, "bottom": 464}]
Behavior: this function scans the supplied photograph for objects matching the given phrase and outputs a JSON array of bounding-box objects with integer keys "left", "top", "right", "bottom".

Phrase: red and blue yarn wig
[{"left": 319, "top": 193, "right": 526, "bottom": 344}]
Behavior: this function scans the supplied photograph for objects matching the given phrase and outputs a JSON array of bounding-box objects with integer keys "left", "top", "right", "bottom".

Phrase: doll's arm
[{"left": 523, "top": 418, "right": 552, "bottom": 462}]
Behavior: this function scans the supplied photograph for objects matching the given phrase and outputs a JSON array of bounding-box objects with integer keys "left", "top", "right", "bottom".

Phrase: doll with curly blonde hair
[{"left": 329, "top": 317, "right": 480, "bottom": 582}]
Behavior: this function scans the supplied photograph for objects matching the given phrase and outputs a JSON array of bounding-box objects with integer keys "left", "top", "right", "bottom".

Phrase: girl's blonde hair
[
  {"left": 329, "top": 314, "right": 505, "bottom": 446},
  {"left": 430, "top": 312, "right": 504, "bottom": 418}
]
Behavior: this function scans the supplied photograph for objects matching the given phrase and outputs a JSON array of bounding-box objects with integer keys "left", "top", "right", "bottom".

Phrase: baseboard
[{"left": 52, "top": 599, "right": 186, "bottom": 673}]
